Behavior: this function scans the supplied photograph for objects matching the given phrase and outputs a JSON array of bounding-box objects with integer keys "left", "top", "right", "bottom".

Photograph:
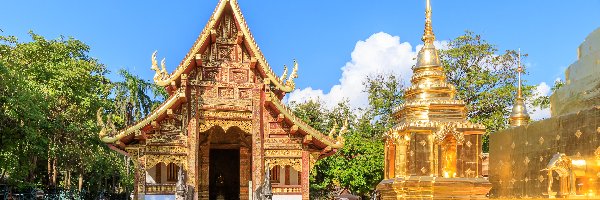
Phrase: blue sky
[{"left": 2, "top": 0, "right": 600, "bottom": 118}]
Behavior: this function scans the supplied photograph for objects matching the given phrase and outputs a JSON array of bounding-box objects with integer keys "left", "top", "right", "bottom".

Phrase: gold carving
[
  {"left": 219, "top": 87, "right": 234, "bottom": 99},
  {"left": 539, "top": 137, "right": 544, "bottom": 145},
  {"left": 465, "top": 168, "right": 474, "bottom": 177},
  {"left": 538, "top": 175, "right": 545, "bottom": 183},
  {"left": 266, "top": 158, "right": 302, "bottom": 172},
  {"left": 146, "top": 154, "right": 188, "bottom": 171},
  {"left": 230, "top": 68, "right": 248, "bottom": 83},
  {"left": 264, "top": 150, "right": 302, "bottom": 158},
  {"left": 203, "top": 68, "right": 219, "bottom": 81},
  {"left": 198, "top": 119, "right": 252, "bottom": 134},
  {"left": 575, "top": 130, "right": 583, "bottom": 138}
]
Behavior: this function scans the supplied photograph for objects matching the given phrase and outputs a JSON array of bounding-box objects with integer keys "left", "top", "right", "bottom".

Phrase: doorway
[{"left": 209, "top": 149, "right": 240, "bottom": 200}]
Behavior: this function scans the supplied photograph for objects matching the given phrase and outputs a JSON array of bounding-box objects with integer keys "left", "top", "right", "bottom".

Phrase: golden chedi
[
  {"left": 489, "top": 27, "right": 600, "bottom": 199},
  {"left": 508, "top": 49, "right": 530, "bottom": 127},
  {"left": 376, "top": 0, "right": 492, "bottom": 199}
]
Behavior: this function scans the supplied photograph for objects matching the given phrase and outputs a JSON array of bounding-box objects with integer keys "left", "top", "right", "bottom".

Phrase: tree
[
  {"left": 0, "top": 31, "right": 134, "bottom": 194},
  {"left": 111, "top": 69, "right": 166, "bottom": 126},
  {"left": 290, "top": 74, "right": 401, "bottom": 199},
  {"left": 439, "top": 30, "right": 536, "bottom": 152}
]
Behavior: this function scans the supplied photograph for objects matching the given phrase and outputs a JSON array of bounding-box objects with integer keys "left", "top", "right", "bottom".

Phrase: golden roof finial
[
  {"left": 509, "top": 48, "right": 530, "bottom": 127},
  {"left": 415, "top": 0, "right": 441, "bottom": 69},
  {"left": 422, "top": 0, "right": 435, "bottom": 44},
  {"left": 517, "top": 48, "right": 523, "bottom": 98}
]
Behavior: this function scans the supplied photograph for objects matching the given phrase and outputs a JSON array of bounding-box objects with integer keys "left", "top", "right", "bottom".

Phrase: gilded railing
[
  {"left": 272, "top": 185, "right": 302, "bottom": 194},
  {"left": 145, "top": 183, "right": 175, "bottom": 194}
]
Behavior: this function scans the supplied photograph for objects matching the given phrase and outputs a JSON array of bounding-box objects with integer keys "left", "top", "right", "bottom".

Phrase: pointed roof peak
[
  {"left": 150, "top": 0, "right": 298, "bottom": 93},
  {"left": 509, "top": 48, "right": 530, "bottom": 127},
  {"left": 422, "top": 0, "right": 435, "bottom": 44},
  {"left": 415, "top": 0, "right": 440, "bottom": 68},
  {"left": 517, "top": 48, "right": 523, "bottom": 98}
]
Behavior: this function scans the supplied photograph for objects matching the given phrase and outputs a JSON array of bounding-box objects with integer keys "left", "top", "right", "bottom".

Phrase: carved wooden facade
[{"left": 97, "top": 0, "right": 344, "bottom": 199}]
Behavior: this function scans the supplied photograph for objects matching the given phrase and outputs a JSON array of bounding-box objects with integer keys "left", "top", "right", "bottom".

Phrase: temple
[
  {"left": 96, "top": 0, "right": 345, "bottom": 199},
  {"left": 376, "top": 0, "right": 491, "bottom": 199},
  {"left": 489, "top": 27, "right": 600, "bottom": 198}
]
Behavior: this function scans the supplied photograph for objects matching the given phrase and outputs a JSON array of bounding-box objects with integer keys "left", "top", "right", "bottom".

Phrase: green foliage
[
  {"left": 532, "top": 79, "right": 564, "bottom": 110},
  {"left": 290, "top": 74, "right": 401, "bottom": 199},
  {"left": 0, "top": 31, "right": 158, "bottom": 193},
  {"left": 439, "top": 30, "right": 536, "bottom": 152},
  {"left": 111, "top": 69, "right": 166, "bottom": 126}
]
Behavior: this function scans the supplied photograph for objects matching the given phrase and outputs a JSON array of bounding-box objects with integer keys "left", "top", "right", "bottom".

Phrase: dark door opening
[{"left": 209, "top": 149, "right": 240, "bottom": 200}]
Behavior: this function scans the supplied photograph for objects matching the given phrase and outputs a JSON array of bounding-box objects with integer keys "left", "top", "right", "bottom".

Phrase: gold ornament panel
[
  {"left": 266, "top": 158, "right": 302, "bottom": 172},
  {"left": 145, "top": 154, "right": 188, "bottom": 171},
  {"left": 264, "top": 150, "right": 302, "bottom": 158},
  {"left": 197, "top": 119, "right": 252, "bottom": 134}
]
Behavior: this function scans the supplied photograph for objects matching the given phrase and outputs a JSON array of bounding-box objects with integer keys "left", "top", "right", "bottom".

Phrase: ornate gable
[
  {"left": 152, "top": 0, "right": 297, "bottom": 95},
  {"left": 98, "top": 0, "right": 343, "bottom": 155}
]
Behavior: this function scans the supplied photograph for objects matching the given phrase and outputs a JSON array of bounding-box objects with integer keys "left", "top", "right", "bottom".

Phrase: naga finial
[
  {"left": 328, "top": 122, "right": 338, "bottom": 138},
  {"left": 151, "top": 51, "right": 169, "bottom": 83},
  {"left": 279, "top": 64, "right": 288, "bottom": 83},
  {"left": 97, "top": 108, "right": 114, "bottom": 139},
  {"left": 285, "top": 59, "right": 299, "bottom": 87},
  {"left": 151, "top": 51, "right": 160, "bottom": 72},
  {"left": 160, "top": 58, "right": 168, "bottom": 76},
  {"left": 337, "top": 119, "right": 348, "bottom": 144}
]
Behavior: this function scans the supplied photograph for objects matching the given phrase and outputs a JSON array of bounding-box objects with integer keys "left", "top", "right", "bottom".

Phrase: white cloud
[
  {"left": 528, "top": 82, "right": 551, "bottom": 120},
  {"left": 287, "top": 32, "right": 447, "bottom": 109}
]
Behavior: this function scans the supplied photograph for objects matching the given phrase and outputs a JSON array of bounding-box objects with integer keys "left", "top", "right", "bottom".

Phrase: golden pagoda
[
  {"left": 376, "top": 0, "right": 491, "bottom": 199},
  {"left": 508, "top": 49, "right": 530, "bottom": 127}
]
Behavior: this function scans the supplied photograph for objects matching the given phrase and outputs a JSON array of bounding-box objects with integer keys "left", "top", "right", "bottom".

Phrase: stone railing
[
  {"left": 145, "top": 183, "right": 176, "bottom": 195},
  {"left": 272, "top": 185, "right": 302, "bottom": 194}
]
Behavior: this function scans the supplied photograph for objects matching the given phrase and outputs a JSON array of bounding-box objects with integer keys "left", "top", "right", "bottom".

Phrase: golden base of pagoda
[{"left": 377, "top": 176, "right": 492, "bottom": 200}]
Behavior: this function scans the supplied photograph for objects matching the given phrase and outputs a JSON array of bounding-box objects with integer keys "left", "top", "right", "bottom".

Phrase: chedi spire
[{"left": 509, "top": 49, "right": 530, "bottom": 127}]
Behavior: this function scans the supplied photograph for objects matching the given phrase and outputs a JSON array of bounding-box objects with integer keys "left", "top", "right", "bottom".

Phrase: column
[
  {"left": 135, "top": 156, "right": 147, "bottom": 200},
  {"left": 240, "top": 147, "right": 251, "bottom": 200},
  {"left": 301, "top": 151, "right": 310, "bottom": 200}
]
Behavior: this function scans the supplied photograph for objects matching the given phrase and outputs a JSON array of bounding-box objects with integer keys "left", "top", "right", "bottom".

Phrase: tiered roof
[
  {"left": 388, "top": 0, "right": 485, "bottom": 136},
  {"left": 98, "top": 0, "right": 343, "bottom": 152}
]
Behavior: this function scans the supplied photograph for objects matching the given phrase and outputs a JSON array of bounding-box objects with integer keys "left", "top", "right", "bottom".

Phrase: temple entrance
[{"left": 209, "top": 149, "right": 240, "bottom": 200}]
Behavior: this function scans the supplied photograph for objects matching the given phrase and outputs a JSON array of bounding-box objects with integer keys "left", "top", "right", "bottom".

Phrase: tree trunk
[
  {"left": 66, "top": 170, "right": 71, "bottom": 188},
  {"left": 1, "top": 169, "right": 6, "bottom": 184},
  {"left": 52, "top": 158, "right": 57, "bottom": 186},
  {"left": 47, "top": 146, "right": 52, "bottom": 186},
  {"left": 28, "top": 156, "right": 37, "bottom": 182},
  {"left": 78, "top": 174, "right": 83, "bottom": 191}
]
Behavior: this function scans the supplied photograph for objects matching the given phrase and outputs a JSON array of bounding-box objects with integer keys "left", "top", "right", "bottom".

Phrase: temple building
[
  {"left": 96, "top": 0, "right": 345, "bottom": 199},
  {"left": 489, "top": 27, "right": 600, "bottom": 198},
  {"left": 376, "top": 0, "right": 491, "bottom": 199}
]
